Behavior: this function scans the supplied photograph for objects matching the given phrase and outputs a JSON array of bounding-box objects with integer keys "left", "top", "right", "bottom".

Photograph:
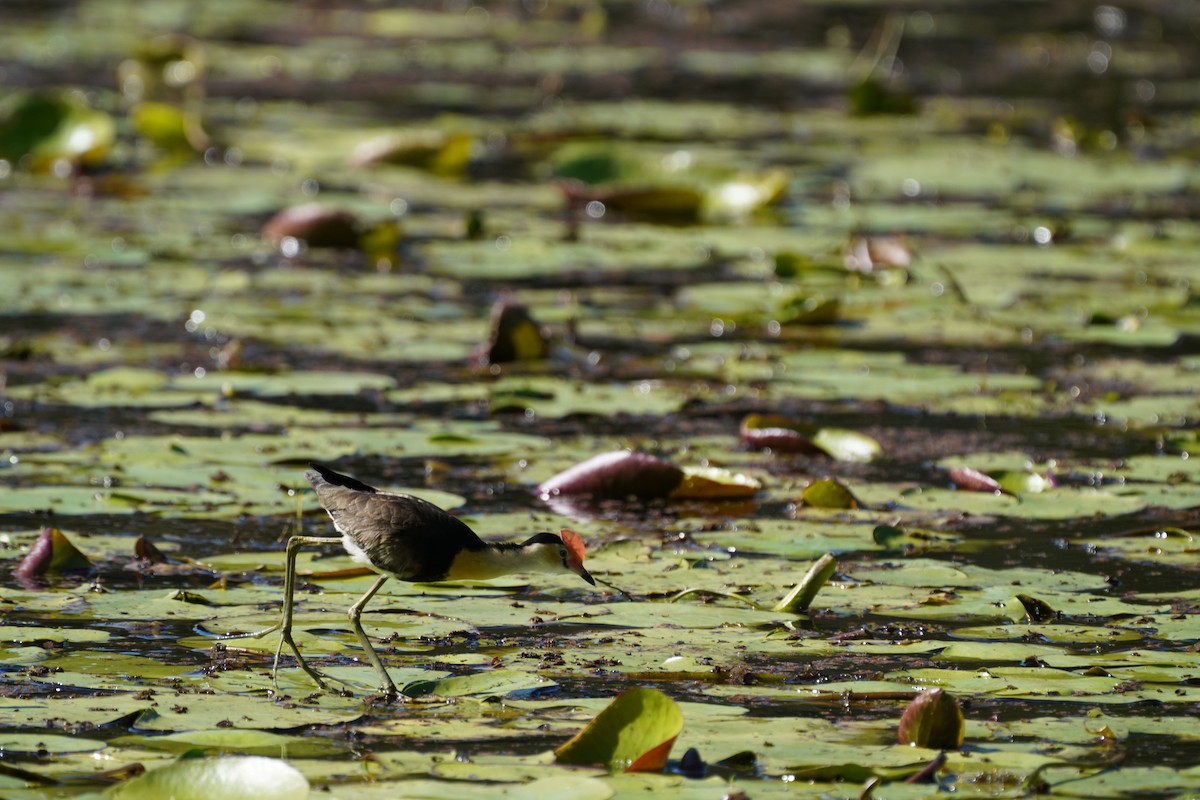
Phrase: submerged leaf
[{"left": 555, "top": 687, "right": 683, "bottom": 772}]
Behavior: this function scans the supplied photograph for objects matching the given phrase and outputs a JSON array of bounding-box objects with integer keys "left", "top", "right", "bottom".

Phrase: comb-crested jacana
[{"left": 245, "top": 463, "right": 594, "bottom": 698}]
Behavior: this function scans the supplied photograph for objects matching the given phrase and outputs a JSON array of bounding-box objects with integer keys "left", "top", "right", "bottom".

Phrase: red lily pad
[{"left": 537, "top": 450, "right": 683, "bottom": 500}]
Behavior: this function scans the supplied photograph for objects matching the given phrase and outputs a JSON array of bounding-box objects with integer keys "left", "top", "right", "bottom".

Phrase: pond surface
[{"left": 1, "top": 1, "right": 1199, "bottom": 798}]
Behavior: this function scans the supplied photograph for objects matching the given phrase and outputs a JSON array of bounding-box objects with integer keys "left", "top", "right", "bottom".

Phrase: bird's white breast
[{"left": 340, "top": 532, "right": 373, "bottom": 568}]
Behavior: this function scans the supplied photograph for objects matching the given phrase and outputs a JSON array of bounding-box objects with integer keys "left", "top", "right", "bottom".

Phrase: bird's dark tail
[{"left": 307, "top": 463, "right": 378, "bottom": 494}]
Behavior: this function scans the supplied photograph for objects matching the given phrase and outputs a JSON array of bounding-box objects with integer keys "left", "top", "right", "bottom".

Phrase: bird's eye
[{"left": 559, "top": 546, "right": 569, "bottom": 565}]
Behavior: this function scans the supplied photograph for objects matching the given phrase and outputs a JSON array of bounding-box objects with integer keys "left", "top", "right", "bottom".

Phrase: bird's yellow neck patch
[{"left": 447, "top": 544, "right": 558, "bottom": 581}]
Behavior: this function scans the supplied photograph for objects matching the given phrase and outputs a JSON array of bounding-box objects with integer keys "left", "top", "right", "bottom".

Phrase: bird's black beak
[{"left": 575, "top": 565, "right": 597, "bottom": 586}]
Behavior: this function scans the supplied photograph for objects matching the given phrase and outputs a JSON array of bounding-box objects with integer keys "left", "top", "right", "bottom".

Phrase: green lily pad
[
  {"left": 108, "top": 755, "right": 308, "bottom": 800},
  {"left": 556, "top": 688, "right": 683, "bottom": 772}
]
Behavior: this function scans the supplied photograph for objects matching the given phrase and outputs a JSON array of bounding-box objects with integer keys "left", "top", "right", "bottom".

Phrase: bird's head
[{"left": 521, "top": 529, "right": 595, "bottom": 585}]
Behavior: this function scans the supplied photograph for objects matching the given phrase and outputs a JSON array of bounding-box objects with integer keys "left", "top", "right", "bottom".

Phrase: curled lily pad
[
  {"left": 810, "top": 428, "right": 882, "bottom": 463},
  {"left": 555, "top": 687, "right": 683, "bottom": 772},
  {"left": 773, "top": 553, "right": 837, "bottom": 614},
  {"left": 131, "top": 101, "right": 210, "bottom": 155},
  {"left": 798, "top": 477, "right": 861, "bottom": 509},
  {"left": 948, "top": 465, "right": 1051, "bottom": 496},
  {"left": 14, "top": 528, "right": 92, "bottom": 579},
  {"left": 560, "top": 178, "right": 705, "bottom": 224},
  {"left": 537, "top": 450, "right": 683, "bottom": 500},
  {"left": 1014, "top": 594, "right": 1057, "bottom": 623},
  {"left": 554, "top": 145, "right": 786, "bottom": 223},
  {"left": 134, "top": 536, "right": 168, "bottom": 565},
  {"left": 992, "top": 470, "right": 1053, "bottom": 495},
  {"left": 739, "top": 414, "right": 822, "bottom": 455},
  {"left": 261, "top": 203, "right": 361, "bottom": 249},
  {"left": 351, "top": 129, "right": 473, "bottom": 175},
  {"left": 472, "top": 301, "right": 548, "bottom": 364},
  {"left": 898, "top": 688, "right": 965, "bottom": 750},
  {"left": 740, "top": 416, "right": 880, "bottom": 462},
  {"left": 670, "top": 466, "right": 760, "bottom": 499},
  {"left": 947, "top": 466, "right": 1003, "bottom": 493},
  {"left": 704, "top": 168, "right": 789, "bottom": 219}
]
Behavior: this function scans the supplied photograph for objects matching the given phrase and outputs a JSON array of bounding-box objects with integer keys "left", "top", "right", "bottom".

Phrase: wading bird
[{"left": 245, "top": 463, "right": 594, "bottom": 697}]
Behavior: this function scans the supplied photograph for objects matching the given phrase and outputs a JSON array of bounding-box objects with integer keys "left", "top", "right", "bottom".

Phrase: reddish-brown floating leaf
[
  {"left": 898, "top": 688, "right": 964, "bottom": 750},
  {"left": 14, "top": 528, "right": 92, "bottom": 579},
  {"left": 538, "top": 450, "right": 683, "bottom": 500},
  {"left": 799, "top": 478, "right": 860, "bottom": 509},
  {"left": 946, "top": 466, "right": 1003, "bottom": 493},
  {"left": 134, "top": 536, "right": 168, "bottom": 564},
  {"left": 261, "top": 203, "right": 361, "bottom": 248},
  {"left": 739, "top": 414, "right": 822, "bottom": 455}
]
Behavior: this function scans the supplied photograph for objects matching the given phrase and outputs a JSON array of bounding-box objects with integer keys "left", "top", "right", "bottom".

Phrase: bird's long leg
[
  {"left": 346, "top": 573, "right": 398, "bottom": 697},
  {"left": 271, "top": 534, "right": 344, "bottom": 690},
  {"left": 220, "top": 535, "right": 342, "bottom": 691}
]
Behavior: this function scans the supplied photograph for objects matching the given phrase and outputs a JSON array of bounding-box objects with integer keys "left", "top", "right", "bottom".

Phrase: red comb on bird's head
[
  {"left": 560, "top": 528, "right": 586, "bottom": 566},
  {"left": 559, "top": 528, "right": 595, "bottom": 585}
]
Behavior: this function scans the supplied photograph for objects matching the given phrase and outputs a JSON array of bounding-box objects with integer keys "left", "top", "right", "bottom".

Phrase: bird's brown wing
[{"left": 307, "top": 469, "right": 486, "bottom": 582}]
